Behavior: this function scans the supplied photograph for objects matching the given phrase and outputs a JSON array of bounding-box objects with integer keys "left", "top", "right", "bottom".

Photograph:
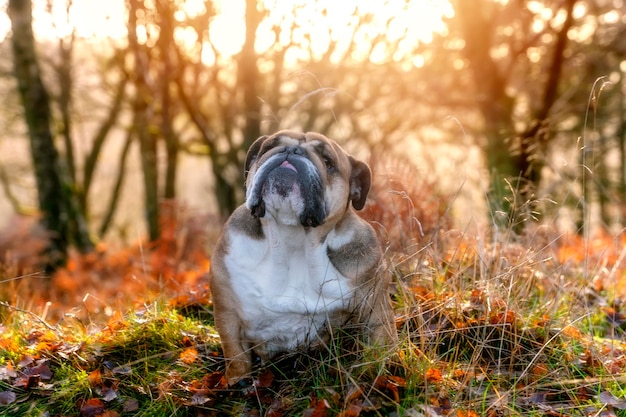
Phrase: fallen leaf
[
  {"left": 425, "top": 368, "right": 443, "bottom": 383},
  {"left": 202, "top": 371, "right": 227, "bottom": 390},
  {"left": 88, "top": 369, "right": 102, "bottom": 386},
  {"left": 31, "top": 361, "right": 53, "bottom": 380},
  {"left": 18, "top": 355, "right": 34, "bottom": 368},
  {"left": 106, "top": 311, "right": 129, "bottom": 331},
  {"left": 99, "top": 411, "right": 121, "bottom": 417},
  {"left": 100, "top": 386, "right": 118, "bottom": 402},
  {"left": 303, "top": 395, "right": 331, "bottom": 417},
  {"left": 344, "top": 384, "right": 363, "bottom": 404},
  {"left": 373, "top": 375, "right": 405, "bottom": 402},
  {"left": 599, "top": 391, "right": 626, "bottom": 409},
  {"left": 267, "top": 398, "right": 287, "bottom": 417},
  {"left": 122, "top": 398, "right": 139, "bottom": 412},
  {"left": 179, "top": 347, "right": 198, "bottom": 364},
  {"left": 0, "top": 391, "right": 16, "bottom": 405},
  {"left": 79, "top": 398, "right": 105, "bottom": 417},
  {"left": 337, "top": 402, "right": 362, "bottom": 417},
  {"left": 0, "top": 337, "right": 20, "bottom": 352},
  {"left": 456, "top": 410, "right": 479, "bottom": 417},
  {"left": 13, "top": 374, "right": 39, "bottom": 389},
  {"left": 561, "top": 325, "right": 582, "bottom": 339},
  {"left": 0, "top": 363, "right": 17, "bottom": 380},
  {"left": 191, "top": 392, "right": 212, "bottom": 405},
  {"left": 181, "top": 335, "right": 193, "bottom": 347},
  {"left": 103, "top": 361, "right": 132, "bottom": 376},
  {"left": 489, "top": 310, "right": 516, "bottom": 325},
  {"left": 255, "top": 368, "right": 275, "bottom": 388},
  {"left": 531, "top": 363, "right": 549, "bottom": 378}
]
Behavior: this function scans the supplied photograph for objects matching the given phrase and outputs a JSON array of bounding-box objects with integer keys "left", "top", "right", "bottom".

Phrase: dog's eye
[{"left": 322, "top": 156, "right": 335, "bottom": 172}]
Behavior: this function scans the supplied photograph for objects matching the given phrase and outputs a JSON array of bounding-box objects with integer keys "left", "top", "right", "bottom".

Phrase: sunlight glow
[
  {"left": 1, "top": 0, "right": 453, "bottom": 68},
  {"left": 34, "top": 0, "right": 127, "bottom": 38},
  {"left": 209, "top": 0, "right": 245, "bottom": 57},
  {"left": 254, "top": 0, "right": 453, "bottom": 63}
]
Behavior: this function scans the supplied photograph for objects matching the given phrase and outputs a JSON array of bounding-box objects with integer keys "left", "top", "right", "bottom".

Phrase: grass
[{"left": 2, "top": 208, "right": 626, "bottom": 415}]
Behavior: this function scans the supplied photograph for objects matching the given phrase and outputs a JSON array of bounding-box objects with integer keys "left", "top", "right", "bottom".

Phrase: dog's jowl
[{"left": 210, "top": 130, "right": 397, "bottom": 385}]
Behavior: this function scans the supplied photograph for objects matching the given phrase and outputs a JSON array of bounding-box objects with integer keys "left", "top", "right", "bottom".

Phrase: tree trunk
[
  {"left": 156, "top": 0, "right": 178, "bottom": 200},
  {"left": 57, "top": 34, "right": 77, "bottom": 185},
  {"left": 128, "top": 0, "right": 159, "bottom": 241},
  {"left": 454, "top": 0, "right": 574, "bottom": 230},
  {"left": 9, "top": 0, "right": 71, "bottom": 270},
  {"left": 239, "top": 0, "right": 262, "bottom": 151},
  {"left": 454, "top": 0, "right": 517, "bottom": 226},
  {"left": 212, "top": 158, "right": 239, "bottom": 218},
  {"left": 83, "top": 68, "right": 128, "bottom": 207},
  {"left": 617, "top": 77, "right": 626, "bottom": 225},
  {"left": 99, "top": 130, "right": 133, "bottom": 238}
]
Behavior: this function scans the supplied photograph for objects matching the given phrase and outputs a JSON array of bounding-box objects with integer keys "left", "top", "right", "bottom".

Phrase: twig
[{"left": 0, "top": 300, "right": 59, "bottom": 334}]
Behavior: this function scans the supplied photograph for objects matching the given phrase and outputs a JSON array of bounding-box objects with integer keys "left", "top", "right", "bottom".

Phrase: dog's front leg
[
  {"left": 222, "top": 342, "right": 252, "bottom": 386},
  {"left": 356, "top": 275, "right": 398, "bottom": 347},
  {"left": 217, "top": 319, "right": 252, "bottom": 385},
  {"left": 212, "top": 292, "right": 252, "bottom": 385},
  {"left": 364, "top": 294, "right": 398, "bottom": 347}
]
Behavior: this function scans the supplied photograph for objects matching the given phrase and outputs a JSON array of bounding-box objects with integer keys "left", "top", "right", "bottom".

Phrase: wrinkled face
[{"left": 244, "top": 131, "right": 371, "bottom": 227}]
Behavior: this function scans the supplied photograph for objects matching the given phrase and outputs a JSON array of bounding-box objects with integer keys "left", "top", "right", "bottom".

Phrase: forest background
[{"left": 0, "top": 0, "right": 624, "bottom": 269}]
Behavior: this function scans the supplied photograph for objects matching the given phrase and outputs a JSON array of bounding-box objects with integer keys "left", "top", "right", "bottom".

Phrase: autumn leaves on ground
[{"left": 3, "top": 190, "right": 626, "bottom": 416}]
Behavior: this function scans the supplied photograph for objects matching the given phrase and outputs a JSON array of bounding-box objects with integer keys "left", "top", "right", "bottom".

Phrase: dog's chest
[{"left": 224, "top": 227, "right": 354, "bottom": 350}]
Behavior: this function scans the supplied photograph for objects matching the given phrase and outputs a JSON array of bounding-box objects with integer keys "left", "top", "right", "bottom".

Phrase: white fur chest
[{"left": 224, "top": 222, "right": 354, "bottom": 357}]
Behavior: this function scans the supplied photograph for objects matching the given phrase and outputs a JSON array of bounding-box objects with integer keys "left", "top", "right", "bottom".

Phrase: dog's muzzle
[{"left": 246, "top": 147, "right": 327, "bottom": 227}]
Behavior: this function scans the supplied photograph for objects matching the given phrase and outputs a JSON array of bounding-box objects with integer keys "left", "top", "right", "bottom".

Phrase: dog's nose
[{"left": 283, "top": 146, "right": 304, "bottom": 156}]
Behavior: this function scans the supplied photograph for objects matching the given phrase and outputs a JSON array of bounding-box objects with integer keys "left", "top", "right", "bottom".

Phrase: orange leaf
[
  {"left": 88, "top": 369, "right": 102, "bottom": 386},
  {"left": 337, "top": 403, "right": 362, "bottom": 417},
  {"left": 531, "top": 363, "right": 549, "bottom": 378},
  {"left": 0, "top": 337, "right": 20, "bottom": 352},
  {"left": 425, "top": 368, "right": 443, "bottom": 383},
  {"left": 305, "top": 396, "right": 331, "bottom": 417},
  {"left": 106, "top": 311, "right": 129, "bottom": 331},
  {"left": 99, "top": 411, "right": 121, "bottom": 417},
  {"left": 373, "top": 375, "right": 405, "bottom": 402},
  {"left": 489, "top": 310, "right": 516, "bottom": 325},
  {"left": 457, "top": 410, "right": 479, "bottom": 417},
  {"left": 344, "top": 384, "right": 363, "bottom": 404},
  {"left": 453, "top": 369, "right": 468, "bottom": 380},
  {"left": 179, "top": 347, "right": 198, "bottom": 364},
  {"left": 561, "top": 325, "right": 582, "bottom": 339},
  {"left": 201, "top": 371, "right": 227, "bottom": 390},
  {"left": 79, "top": 398, "right": 105, "bottom": 417}
]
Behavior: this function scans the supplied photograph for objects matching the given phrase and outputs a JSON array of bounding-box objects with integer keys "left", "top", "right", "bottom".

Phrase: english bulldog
[{"left": 210, "top": 130, "right": 397, "bottom": 385}]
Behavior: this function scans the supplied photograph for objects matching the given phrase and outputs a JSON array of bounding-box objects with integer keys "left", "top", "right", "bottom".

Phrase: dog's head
[{"left": 244, "top": 130, "right": 371, "bottom": 227}]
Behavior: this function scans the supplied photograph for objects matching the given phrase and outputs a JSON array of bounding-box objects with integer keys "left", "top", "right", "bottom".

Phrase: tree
[
  {"left": 5, "top": 0, "right": 626, "bottom": 243},
  {"left": 175, "top": 0, "right": 261, "bottom": 216},
  {"left": 127, "top": 0, "right": 160, "bottom": 241},
  {"left": 430, "top": 0, "right": 575, "bottom": 228},
  {"left": 44, "top": 1, "right": 130, "bottom": 240},
  {"left": 405, "top": 0, "right": 626, "bottom": 231},
  {"left": 8, "top": 0, "right": 92, "bottom": 271},
  {"left": 174, "top": 0, "right": 453, "bottom": 215}
]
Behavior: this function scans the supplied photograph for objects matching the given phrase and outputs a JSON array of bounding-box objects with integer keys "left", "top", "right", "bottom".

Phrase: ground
[{"left": 2, "top": 205, "right": 626, "bottom": 416}]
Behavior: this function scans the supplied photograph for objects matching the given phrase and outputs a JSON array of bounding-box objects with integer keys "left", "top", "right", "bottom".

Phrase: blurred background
[{"left": 0, "top": 0, "right": 625, "bottom": 273}]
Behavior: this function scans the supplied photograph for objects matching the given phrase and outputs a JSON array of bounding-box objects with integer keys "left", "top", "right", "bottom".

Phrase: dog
[{"left": 210, "top": 130, "right": 397, "bottom": 385}]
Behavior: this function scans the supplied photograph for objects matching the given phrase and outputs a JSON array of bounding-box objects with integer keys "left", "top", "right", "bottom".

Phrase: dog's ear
[
  {"left": 348, "top": 156, "right": 372, "bottom": 210},
  {"left": 244, "top": 135, "right": 268, "bottom": 180}
]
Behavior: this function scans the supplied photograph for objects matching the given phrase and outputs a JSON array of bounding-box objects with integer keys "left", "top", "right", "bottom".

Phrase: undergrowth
[{"left": 2, "top": 198, "right": 626, "bottom": 415}]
